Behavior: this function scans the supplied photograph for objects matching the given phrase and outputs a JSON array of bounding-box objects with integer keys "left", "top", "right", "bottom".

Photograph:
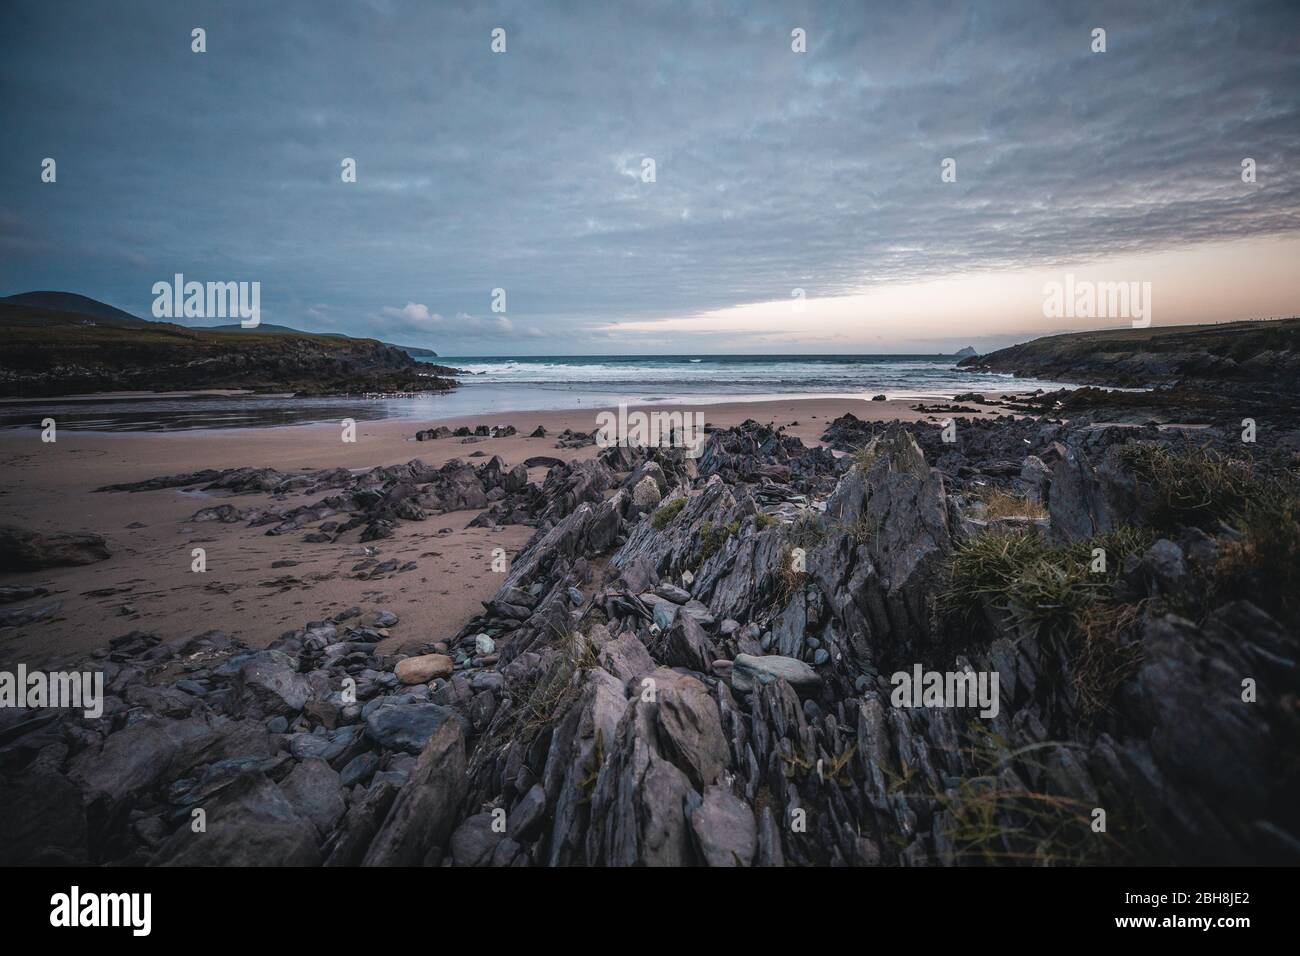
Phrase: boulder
[
  {"left": 394, "top": 653, "right": 454, "bottom": 685},
  {"left": 0, "top": 525, "right": 110, "bottom": 572},
  {"left": 689, "top": 785, "right": 757, "bottom": 866},
  {"left": 153, "top": 771, "right": 320, "bottom": 866},
  {"left": 362, "top": 718, "right": 467, "bottom": 865}
]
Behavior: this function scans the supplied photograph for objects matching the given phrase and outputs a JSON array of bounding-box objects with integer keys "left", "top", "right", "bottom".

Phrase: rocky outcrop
[
  {"left": 2, "top": 411, "right": 1297, "bottom": 868},
  {"left": 959, "top": 317, "right": 1300, "bottom": 395},
  {"left": 0, "top": 298, "right": 456, "bottom": 398},
  {"left": 0, "top": 525, "right": 111, "bottom": 572}
]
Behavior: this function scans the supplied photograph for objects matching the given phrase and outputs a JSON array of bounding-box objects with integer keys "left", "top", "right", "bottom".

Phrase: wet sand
[{"left": 0, "top": 395, "right": 1004, "bottom": 665}]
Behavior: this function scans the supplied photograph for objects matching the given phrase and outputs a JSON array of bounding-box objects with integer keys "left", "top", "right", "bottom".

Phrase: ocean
[{"left": 0, "top": 355, "right": 1075, "bottom": 432}]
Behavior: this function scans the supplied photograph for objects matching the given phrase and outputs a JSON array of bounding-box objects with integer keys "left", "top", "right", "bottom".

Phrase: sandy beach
[{"left": 0, "top": 395, "right": 1003, "bottom": 665}]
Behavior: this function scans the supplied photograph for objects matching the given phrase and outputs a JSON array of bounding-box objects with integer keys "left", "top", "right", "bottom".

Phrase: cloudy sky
[{"left": 2, "top": 0, "right": 1298, "bottom": 354}]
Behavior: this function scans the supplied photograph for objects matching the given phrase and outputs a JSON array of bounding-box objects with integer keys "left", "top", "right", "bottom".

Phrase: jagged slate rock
[
  {"left": 828, "top": 427, "right": 952, "bottom": 655},
  {"left": 704, "top": 522, "right": 789, "bottom": 625},
  {"left": 612, "top": 476, "right": 736, "bottom": 578},
  {"left": 323, "top": 777, "right": 400, "bottom": 866},
  {"left": 504, "top": 462, "right": 529, "bottom": 493},
  {"left": 631, "top": 474, "right": 663, "bottom": 513},
  {"left": 652, "top": 598, "right": 678, "bottom": 632},
  {"left": 153, "top": 771, "right": 321, "bottom": 866},
  {"left": 585, "top": 667, "right": 699, "bottom": 867},
  {"left": 67, "top": 715, "right": 224, "bottom": 816},
  {"left": 278, "top": 757, "right": 346, "bottom": 838},
  {"left": 0, "top": 525, "right": 111, "bottom": 571},
  {"left": 627, "top": 460, "right": 670, "bottom": 496},
  {"left": 653, "top": 669, "right": 729, "bottom": 790},
  {"left": 288, "top": 733, "right": 331, "bottom": 761},
  {"left": 190, "top": 503, "right": 246, "bottom": 523},
  {"left": 1133, "top": 613, "right": 1274, "bottom": 818},
  {"left": 339, "top": 751, "right": 380, "bottom": 788},
  {"left": 656, "top": 583, "right": 691, "bottom": 604},
  {"left": 664, "top": 613, "right": 717, "bottom": 673},
  {"left": 449, "top": 811, "right": 506, "bottom": 866},
  {"left": 362, "top": 718, "right": 467, "bottom": 865},
  {"left": 544, "top": 668, "right": 629, "bottom": 865},
  {"left": 0, "top": 770, "right": 88, "bottom": 865},
  {"left": 0, "top": 599, "right": 63, "bottom": 627},
  {"left": 1047, "top": 438, "right": 1142, "bottom": 541},
  {"left": 492, "top": 838, "right": 526, "bottom": 866},
  {"left": 508, "top": 783, "right": 548, "bottom": 841},
  {"left": 730, "top": 653, "right": 821, "bottom": 695},
  {"left": 234, "top": 651, "right": 313, "bottom": 717},
  {"left": 613, "top": 555, "right": 657, "bottom": 594},
  {"left": 494, "top": 499, "right": 613, "bottom": 600},
  {"left": 0, "top": 709, "right": 61, "bottom": 749},
  {"left": 689, "top": 785, "right": 757, "bottom": 867},
  {"left": 585, "top": 622, "right": 614, "bottom": 649},
  {"left": 638, "top": 757, "right": 698, "bottom": 866},
  {"left": 394, "top": 653, "right": 454, "bottom": 685},
  {"left": 124, "top": 682, "right": 196, "bottom": 717},
  {"left": 538, "top": 458, "right": 615, "bottom": 526},
  {"left": 597, "top": 634, "right": 657, "bottom": 686},
  {"left": 1137, "top": 538, "right": 1189, "bottom": 596},
  {"left": 364, "top": 699, "right": 466, "bottom": 755},
  {"left": 755, "top": 805, "right": 785, "bottom": 867},
  {"left": 1018, "top": 454, "right": 1051, "bottom": 501}
]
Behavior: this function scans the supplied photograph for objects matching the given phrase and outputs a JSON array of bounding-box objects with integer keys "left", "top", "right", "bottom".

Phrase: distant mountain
[
  {"left": 202, "top": 322, "right": 437, "bottom": 357},
  {"left": 0, "top": 292, "right": 455, "bottom": 397}
]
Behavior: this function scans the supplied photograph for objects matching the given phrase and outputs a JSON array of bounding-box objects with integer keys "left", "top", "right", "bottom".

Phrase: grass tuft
[
  {"left": 650, "top": 497, "right": 686, "bottom": 530},
  {"left": 974, "top": 486, "right": 1048, "bottom": 520}
]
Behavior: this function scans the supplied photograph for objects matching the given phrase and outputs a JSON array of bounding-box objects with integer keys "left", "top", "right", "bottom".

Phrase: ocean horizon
[{"left": 0, "top": 354, "right": 1076, "bottom": 432}]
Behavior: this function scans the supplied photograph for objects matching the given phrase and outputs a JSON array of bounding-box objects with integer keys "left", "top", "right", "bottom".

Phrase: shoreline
[{"left": 0, "top": 387, "right": 1039, "bottom": 435}]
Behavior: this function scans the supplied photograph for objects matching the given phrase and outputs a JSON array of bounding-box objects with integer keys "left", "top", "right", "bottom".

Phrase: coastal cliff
[
  {"left": 959, "top": 318, "right": 1300, "bottom": 392},
  {"left": 0, "top": 295, "right": 456, "bottom": 398}
]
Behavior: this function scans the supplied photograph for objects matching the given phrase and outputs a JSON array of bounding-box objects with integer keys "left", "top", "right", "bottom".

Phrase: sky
[{"left": 2, "top": 0, "right": 1298, "bottom": 355}]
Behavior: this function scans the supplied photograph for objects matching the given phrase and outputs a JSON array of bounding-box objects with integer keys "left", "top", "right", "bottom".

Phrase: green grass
[
  {"left": 650, "top": 497, "right": 686, "bottom": 530},
  {"left": 698, "top": 520, "right": 740, "bottom": 561},
  {"left": 929, "top": 727, "right": 1142, "bottom": 865},
  {"left": 936, "top": 527, "right": 1153, "bottom": 717},
  {"left": 1116, "top": 441, "right": 1300, "bottom": 624},
  {"left": 1116, "top": 442, "right": 1263, "bottom": 532},
  {"left": 1215, "top": 484, "right": 1300, "bottom": 624}
]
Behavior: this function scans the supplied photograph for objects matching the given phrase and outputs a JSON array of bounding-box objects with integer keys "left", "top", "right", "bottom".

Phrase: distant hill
[
  {"left": 959, "top": 318, "right": 1300, "bottom": 392},
  {"left": 0, "top": 292, "right": 455, "bottom": 397},
  {"left": 0, "top": 291, "right": 158, "bottom": 328}
]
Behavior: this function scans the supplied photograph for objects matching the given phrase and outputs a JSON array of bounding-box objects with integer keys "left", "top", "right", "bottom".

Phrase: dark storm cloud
[{"left": 1, "top": 0, "right": 1297, "bottom": 352}]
